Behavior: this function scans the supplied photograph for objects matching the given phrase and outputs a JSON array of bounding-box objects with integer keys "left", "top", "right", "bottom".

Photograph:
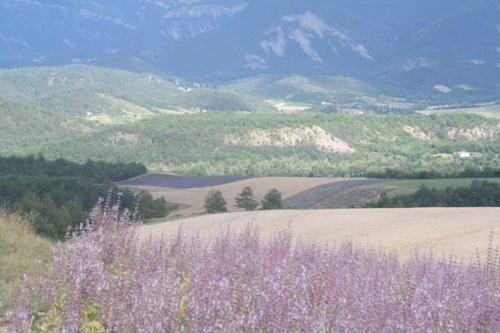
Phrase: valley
[
  {"left": 1, "top": 66, "right": 498, "bottom": 178},
  {"left": 1, "top": 1, "right": 499, "bottom": 330}
]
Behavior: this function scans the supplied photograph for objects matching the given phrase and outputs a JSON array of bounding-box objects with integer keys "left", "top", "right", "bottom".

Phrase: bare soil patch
[
  {"left": 140, "top": 208, "right": 500, "bottom": 261},
  {"left": 118, "top": 173, "right": 251, "bottom": 189}
]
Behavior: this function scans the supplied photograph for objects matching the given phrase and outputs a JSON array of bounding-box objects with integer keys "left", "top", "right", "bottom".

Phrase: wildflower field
[{"left": 10, "top": 201, "right": 499, "bottom": 332}]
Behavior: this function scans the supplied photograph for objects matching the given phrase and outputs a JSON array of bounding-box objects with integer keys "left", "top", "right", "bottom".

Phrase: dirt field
[
  {"left": 118, "top": 173, "right": 251, "bottom": 189},
  {"left": 126, "top": 177, "right": 341, "bottom": 218},
  {"left": 140, "top": 208, "right": 500, "bottom": 261},
  {"left": 283, "top": 178, "right": 394, "bottom": 208}
]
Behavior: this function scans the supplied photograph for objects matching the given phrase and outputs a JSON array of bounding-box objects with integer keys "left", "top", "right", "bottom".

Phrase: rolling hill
[
  {"left": 0, "top": 65, "right": 276, "bottom": 154},
  {"left": 0, "top": 65, "right": 498, "bottom": 177},
  {"left": 19, "top": 111, "right": 500, "bottom": 177}
]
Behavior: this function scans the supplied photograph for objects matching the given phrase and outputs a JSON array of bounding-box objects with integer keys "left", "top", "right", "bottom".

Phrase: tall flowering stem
[{"left": 10, "top": 198, "right": 500, "bottom": 332}]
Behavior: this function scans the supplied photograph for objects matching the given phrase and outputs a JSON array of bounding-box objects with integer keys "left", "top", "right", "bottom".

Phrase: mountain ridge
[{"left": 1, "top": 0, "right": 498, "bottom": 102}]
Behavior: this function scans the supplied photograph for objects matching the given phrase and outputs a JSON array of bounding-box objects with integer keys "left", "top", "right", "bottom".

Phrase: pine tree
[
  {"left": 204, "top": 190, "right": 228, "bottom": 213},
  {"left": 235, "top": 187, "right": 259, "bottom": 211},
  {"left": 261, "top": 189, "right": 283, "bottom": 210}
]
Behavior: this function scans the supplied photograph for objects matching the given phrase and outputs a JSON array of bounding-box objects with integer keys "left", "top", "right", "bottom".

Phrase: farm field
[
  {"left": 140, "top": 208, "right": 500, "bottom": 261},
  {"left": 122, "top": 175, "right": 342, "bottom": 218},
  {"left": 118, "top": 173, "right": 251, "bottom": 189},
  {"left": 120, "top": 174, "right": 500, "bottom": 215},
  {"left": 294, "top": 177, "right": 500, "bottom": 208}
]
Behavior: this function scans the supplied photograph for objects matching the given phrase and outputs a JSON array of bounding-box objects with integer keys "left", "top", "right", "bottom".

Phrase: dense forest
[
  {"left": 23, "top": 112, "right": 500, "bottom": 177},
  {"left": 0, "top": 156, "right": 173, "bottom": 239},
  {"left": 368, "top": 180, "right": 500, "bottom": 208}
]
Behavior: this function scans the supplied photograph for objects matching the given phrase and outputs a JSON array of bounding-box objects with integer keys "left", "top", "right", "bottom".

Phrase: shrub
[
  {"left": 136, "top": 191, "right": 175, "bottom": 220},
  {"left": 204, "top": 189, "right": 228, "bottom": 213},
  {"left": 9, "top": 199, "right": 499, "bottom": 332},
  {"left": 261, "top": 188, "right": 283, "bottom": 210},
  {"left": 235, "top": 187, "right": 259, "bottom": 211}
]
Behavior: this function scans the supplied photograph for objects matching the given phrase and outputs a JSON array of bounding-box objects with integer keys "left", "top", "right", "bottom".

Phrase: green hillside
[
  {"left": 223, "top": 75, "right": 416, "bottom": 112},
  {"left": 1, "top": 66, "right": 499, "bottom": 177},
  {"left": 22, "top": 112, "right": 500, "bottom": 177},
  {"left": 0, "top": 65, "right": 276, "bottom": 154}
]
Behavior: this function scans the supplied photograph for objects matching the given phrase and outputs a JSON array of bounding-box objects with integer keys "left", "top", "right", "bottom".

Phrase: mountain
[{"left": 0, "top": 0, "right": 499, "bottom": 101}]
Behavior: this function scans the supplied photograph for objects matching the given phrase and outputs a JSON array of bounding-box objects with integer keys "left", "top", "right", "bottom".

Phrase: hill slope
[
  {"left": 0, "top": 212, "right": 51, "bottom": 323},
  {"left": 0, "top": 0, "right": 499, "bottom": 101},
  {"left": 24, "top": 112, "right": 500, "bottom": 177},
  {"left": 0, "top": 65, "right": 274, "bottom": 154}
]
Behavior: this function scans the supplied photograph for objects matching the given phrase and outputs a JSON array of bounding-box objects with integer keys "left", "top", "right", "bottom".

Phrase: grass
[
  {"left": 373, "top": 178, "right": 500, "bottom": 197},
  {"left": 0, "top": 212, "right": 52, "bottom": 324}
]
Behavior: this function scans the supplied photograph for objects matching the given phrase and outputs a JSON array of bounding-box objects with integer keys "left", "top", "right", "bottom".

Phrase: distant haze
[{"left": 0, "top": 0, "right": 499, "bottom": 100}]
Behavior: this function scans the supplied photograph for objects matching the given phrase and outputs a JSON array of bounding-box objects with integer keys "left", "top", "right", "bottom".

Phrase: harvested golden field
[
  {"left": 129, "top": 177, "right": 341, "bottom": 218},
  {"left": 140, "top": 208, "right": 500, "bottom": 261}
]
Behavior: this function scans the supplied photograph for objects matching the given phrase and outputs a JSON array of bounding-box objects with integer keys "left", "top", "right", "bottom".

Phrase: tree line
[
  {"left": 204, "top": 187, "right": 283, "bottom": 213},
  {"left": 368, "top": 180, "right": 500, "bottom": 208},
  {"left": 0, "top": 155, "right": 173, "bottom": 239},
  {"left": 365, "top": 167, "right": 500, "bottom": 180}
]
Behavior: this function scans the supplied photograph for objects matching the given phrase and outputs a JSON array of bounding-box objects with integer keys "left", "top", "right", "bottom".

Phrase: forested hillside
[
  {"left": 0, "top": 66, "right": 499, "bottom": 178},
  {"left": 0, "top": 65, "right": 277, "bottom": 154},
  {"left": 25, "top": 112, "right": 500, "bottom": 177}
]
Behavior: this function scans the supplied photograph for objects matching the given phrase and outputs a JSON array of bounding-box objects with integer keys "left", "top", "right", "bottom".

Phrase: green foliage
[
  {"left": 32, "top": 299, "right": 64, "bottom": 333},
  {"left": 0, "top": 155, "right": 146, "bottom": 182},
  {"left": 80, "top": 304, "right": 106, "bottom": 333},
  {"left": 369, "top": 180, "right": 500, "bottom": 208},
  {"left": 0, "top": 156, "right": 171, "bottom": 239},
  {"left": 235, "top": 187, "right": 259, "bottom": 211},
  {"left": 261, "top": 189, "right": 283, "bottom": 210},
  {"left": 136, "top": 191, "right": 177, "bottom": 220},
  {"left": 204, "top": 190, "right": 228, "bottom": 214},
  {"left": 0, "top": 65, "right": 277, "bottom": 157},
  {"left": 1, "top": 66, "right": 500, "bottom": 179},
  {"left": 25, "top": 112, "right": 500, "bottom": 177}
]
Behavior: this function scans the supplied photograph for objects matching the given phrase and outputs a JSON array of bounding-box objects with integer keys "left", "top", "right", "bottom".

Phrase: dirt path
[{"left": 140, "top": 208, "right": 500, "bottom": 261}]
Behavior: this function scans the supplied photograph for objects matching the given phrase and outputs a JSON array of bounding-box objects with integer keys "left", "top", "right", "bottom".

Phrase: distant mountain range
[{"left": 0, "top": 0, "right": 499, "bottom": 101}]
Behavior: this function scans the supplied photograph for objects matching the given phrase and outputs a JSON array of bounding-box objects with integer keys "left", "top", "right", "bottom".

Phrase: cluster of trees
[
  {"left": 204, "top": 187, "right": 283, "bottom": 213},
  {"left": 369, "top": 181, "right": 500, "bottom": 208},
  {"left": 0, "top": 155, "right": 147, "bottom": 182},
  {"left": 23, "top": 112, "right": 500, "bottom": 178},
  {"left": 0, "top": 155, "right": 173, "bottom": 239},
  {"left": 366, "top": 167, "right": 500, "bottom": 179}
]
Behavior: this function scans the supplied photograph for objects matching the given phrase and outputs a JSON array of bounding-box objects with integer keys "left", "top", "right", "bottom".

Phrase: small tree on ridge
[
  {"left": 261, "top": 189, "right": 283, "bottom": 210},
  {"left": 204, "top": 189, "right": 228, "bottom": 214},
  {"left": 235, "top": 187, "right": 259, "bottom": 211}
]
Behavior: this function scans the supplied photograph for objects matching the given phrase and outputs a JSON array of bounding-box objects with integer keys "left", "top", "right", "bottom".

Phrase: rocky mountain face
[{"left": 0, "top": 0, "right": 499, "bottom": 100}]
